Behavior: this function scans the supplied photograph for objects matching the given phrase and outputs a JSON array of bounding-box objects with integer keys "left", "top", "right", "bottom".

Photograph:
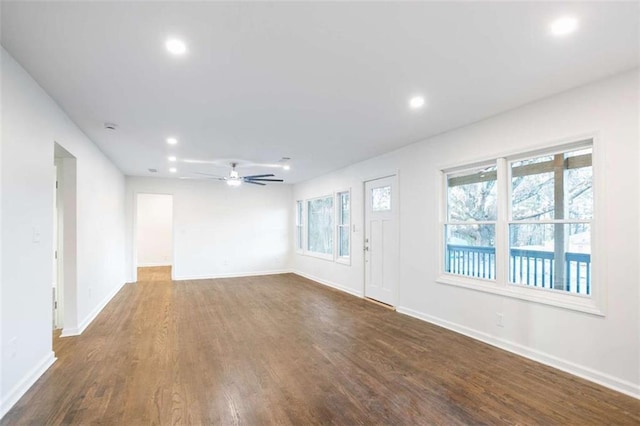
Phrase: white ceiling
[{"left": 2, "top": 1, "right": 638, "bottom": 183}]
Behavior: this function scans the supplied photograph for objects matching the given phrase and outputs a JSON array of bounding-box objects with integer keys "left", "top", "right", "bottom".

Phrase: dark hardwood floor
[{"left": 3, "top": 272, "right": 639, "bottom": 425}]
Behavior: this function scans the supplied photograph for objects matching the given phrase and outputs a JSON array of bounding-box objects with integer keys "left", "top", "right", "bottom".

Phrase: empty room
[{"left": 1, "top": 1, "right": 639, "bottom": 424}]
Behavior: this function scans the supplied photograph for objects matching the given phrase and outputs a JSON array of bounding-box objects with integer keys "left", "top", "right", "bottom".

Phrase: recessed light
[
  {"left": 167, "top": 137, "right": 178, "bottom": 145},
  {"left": 169, "top": 167, "right": 177, "bottom": 173},
  {"left": 168, "top": 156, "right": 177, "bottom": 162},
  {"left": 409, "top": 96, "right": 425, "bottom": 109},
  {"left": 283, "top": 164, "right": 291, "bottom": 171},
  {"left": 166, "top": 38, "right": 187, "bottom": 55},
  {"left": 550, "top": 16, "right": 578, "bottom": 36}
]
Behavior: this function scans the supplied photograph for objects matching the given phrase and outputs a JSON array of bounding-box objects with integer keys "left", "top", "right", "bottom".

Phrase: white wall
[
  {"left": 1, "top": 48, "right": 126, "bottom": 417},
  {"left": 126, "top": 177, "right": 291, "bottom": 281},
  {"left": 293, "top": 69, "right": 640, "bottom": 397},
  {"left": 136, "top": 193, "right": 173, "bottom": 267}
]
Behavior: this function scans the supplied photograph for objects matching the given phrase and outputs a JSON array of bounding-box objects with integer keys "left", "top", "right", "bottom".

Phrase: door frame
[
  {"left": 54, "top": 143, "right": 78, "bottom": 338},
  {"left": 362, "top": 171, "right": 400, "bottom": 306},
  {"left": 131, "top": 192, "right": 175, "bottom": 282},
  {"left": 53, "top": 162, "right": 63, "bottom": 329}
]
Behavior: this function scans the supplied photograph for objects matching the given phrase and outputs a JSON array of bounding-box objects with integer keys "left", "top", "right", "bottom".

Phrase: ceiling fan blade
[
  {"left": 245, "top": 178, "right": 284, "bottom": 182},
  {"left": 242, "top": 174, "right": 275, "bottom": 179},
  {"left": 244, "top": 180, "right": 266, "bottom": 186},
  {"left": 195, "top": 172, "right": 225, "bottom": 178}
]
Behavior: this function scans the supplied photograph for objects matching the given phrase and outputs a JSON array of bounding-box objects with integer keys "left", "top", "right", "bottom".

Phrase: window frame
[
  {"left": 295, "top": 200, "right": 304, "bottom": 253},
  {"left": 305, "top": 194, "right": 335, "bottom": 260},
  {"left": 437, "top": 136, "right": 604, "bottom": 316},
  {"left": 335, "top": 189, "right": 351, "bottom": 265},
  {"left": 443, "top": 161, "right": 498, "bottom": 282},
  {"left": 507, "top": 146, "right": 593, "bottom": 295}
]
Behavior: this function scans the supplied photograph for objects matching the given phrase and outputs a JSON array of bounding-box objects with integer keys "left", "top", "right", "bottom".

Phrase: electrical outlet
[{"left": 496, "top": 313, "right": 504, "bottom": 327}]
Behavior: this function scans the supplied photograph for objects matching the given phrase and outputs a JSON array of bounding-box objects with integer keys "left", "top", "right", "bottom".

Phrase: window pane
[
  {"left": 509, "top": 223, "right": 591, "bottom": 295},
  {"left": 296, "top": 201, "right": 303, "bottom": 224},
  {"left": 567, "top": 164, "right": 593, "bottom": 220},
  {"left": 371, "top": 186, "right": 391, "bottom": 211},
  {"left": 307, "top": 197, "right": 333, "bottom": 255},
  {"left": 295, "top": 201, "right": 303, "bottom": 250},
  {"left": 340, "top": 192, "right": 350, "bottom": 224},
  {"left": 296, "top": 226, "right": 303, "bottom": 250},
  {"left": 447, "top": 166, "right": 497, "bottom": 221},
  {"left": 512, "top": 148, "right": 592, "bottom": 220},
  {"left": 339, "top": 226, "right": 349, "bottom": 257},
  {"left": 445, "top": 224, "right": 496, "bottom": 279}
]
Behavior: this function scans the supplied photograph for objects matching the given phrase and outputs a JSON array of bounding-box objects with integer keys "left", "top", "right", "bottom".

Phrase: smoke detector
[{"left": 104, "top": 122, "right": 118, "bottom": 131}]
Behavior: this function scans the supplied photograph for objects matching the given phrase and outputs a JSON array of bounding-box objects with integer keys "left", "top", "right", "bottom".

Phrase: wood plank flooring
[
  {"left": 3, "top": 272, "right": 639, "bottom": 425},
  {"left": 136, "top": 265, "right": 172, "bottom": 282}
]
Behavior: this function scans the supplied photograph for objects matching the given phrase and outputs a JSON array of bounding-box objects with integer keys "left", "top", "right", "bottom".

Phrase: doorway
[
  {"left": 53, "top": 163, "right": 60, "bottom": 329},
  {"left": 54, "top": 143, "right": 78, "bottom": 337},
  {"left": 136, "top": 193, "right": 173, "bottom": 280},
  {"left": 364, "top": 175, "right": 399, "bottom": 307}
]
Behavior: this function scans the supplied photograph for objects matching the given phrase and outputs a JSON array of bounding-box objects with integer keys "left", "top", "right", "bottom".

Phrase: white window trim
[
  {"left": 436, "top": 135, "right": 605, "bottom": 316},
  {"left": 304, "top": 194, "right": 335, "bottom": 261},
  {"left": 443, "top": 161, "right": 499, "bottom": 281},
  {"left": 295, "top": 200, "right": 304, "bottom": 254},
  {"left": 335, "top": 188, "right": 351, "bottom": 265}
]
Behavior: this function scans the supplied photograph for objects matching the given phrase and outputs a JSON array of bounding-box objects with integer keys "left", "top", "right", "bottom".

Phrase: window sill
[
  {"left": 436, "top": 274, "right": 604, "bottom": 316},
  {"left": 300, "top": 251, "right": 334, "bottom": 262},
  {"left": 336, "top": 256, "right": 351, "bottom": 266}
]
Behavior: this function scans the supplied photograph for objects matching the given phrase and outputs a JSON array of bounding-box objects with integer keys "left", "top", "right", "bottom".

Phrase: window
[
  {"left": 336, "top": 191, "right": 350, "bottom": 260},
  {"left": 440, "top": 139, "right": 598, "bottom": 314},
  {"left": 445, "top": 164, "right": 497, "bottom": 280},
  {"left": 295, "top": 200, "right": 303, "bottom": 251},
  {"left": 371, "top": 185, "right": 391, "bottom": 211},
  {"left": 509, "top": 147, "right": 592, "bottom": 295},
  {"left": 307, "top": 196, "right": 333, "bottom": 256}
]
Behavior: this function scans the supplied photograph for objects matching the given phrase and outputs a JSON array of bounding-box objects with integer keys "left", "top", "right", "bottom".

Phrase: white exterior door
[{"left": 364, "top": 175, "right": 399, "bottom": 306}]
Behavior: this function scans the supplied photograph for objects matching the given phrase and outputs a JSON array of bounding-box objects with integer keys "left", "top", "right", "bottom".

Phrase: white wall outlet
[{"left": 496, "top": 312, "right": 504, "bottom": 327}]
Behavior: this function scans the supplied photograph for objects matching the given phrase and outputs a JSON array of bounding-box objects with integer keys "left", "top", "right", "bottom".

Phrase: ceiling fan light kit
[{"left": 196, "top": 162, "right": 285, "bottom": 187}]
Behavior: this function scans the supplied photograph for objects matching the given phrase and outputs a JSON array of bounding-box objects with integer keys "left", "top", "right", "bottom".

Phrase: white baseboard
[
  {"left": 0, "top": 351, "right": 56, "bottom": 419},
  {"left": 60, "top": 281, "right": 127, "bottom": 337},
  {"left": 292, "top": 270, "right": 364, "bottom": 298},
  {"left": 174, "top": 269, "right": 291, "bottom": 281},
  {"left": 137, "top": 262, "right": 172, "bottom": 267},
  {"left": 396, "top": 306, "right": 640, "bottom": 400}
]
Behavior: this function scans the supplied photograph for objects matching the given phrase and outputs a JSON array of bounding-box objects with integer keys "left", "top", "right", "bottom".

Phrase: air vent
[{"left": 148, "top": 168, "right": 158, "bottom": 173}]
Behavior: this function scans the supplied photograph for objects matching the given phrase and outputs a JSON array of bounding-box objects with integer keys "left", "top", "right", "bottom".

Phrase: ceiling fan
[{"left": 196, "top": 162, "right": 284, "bottom": 186}]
